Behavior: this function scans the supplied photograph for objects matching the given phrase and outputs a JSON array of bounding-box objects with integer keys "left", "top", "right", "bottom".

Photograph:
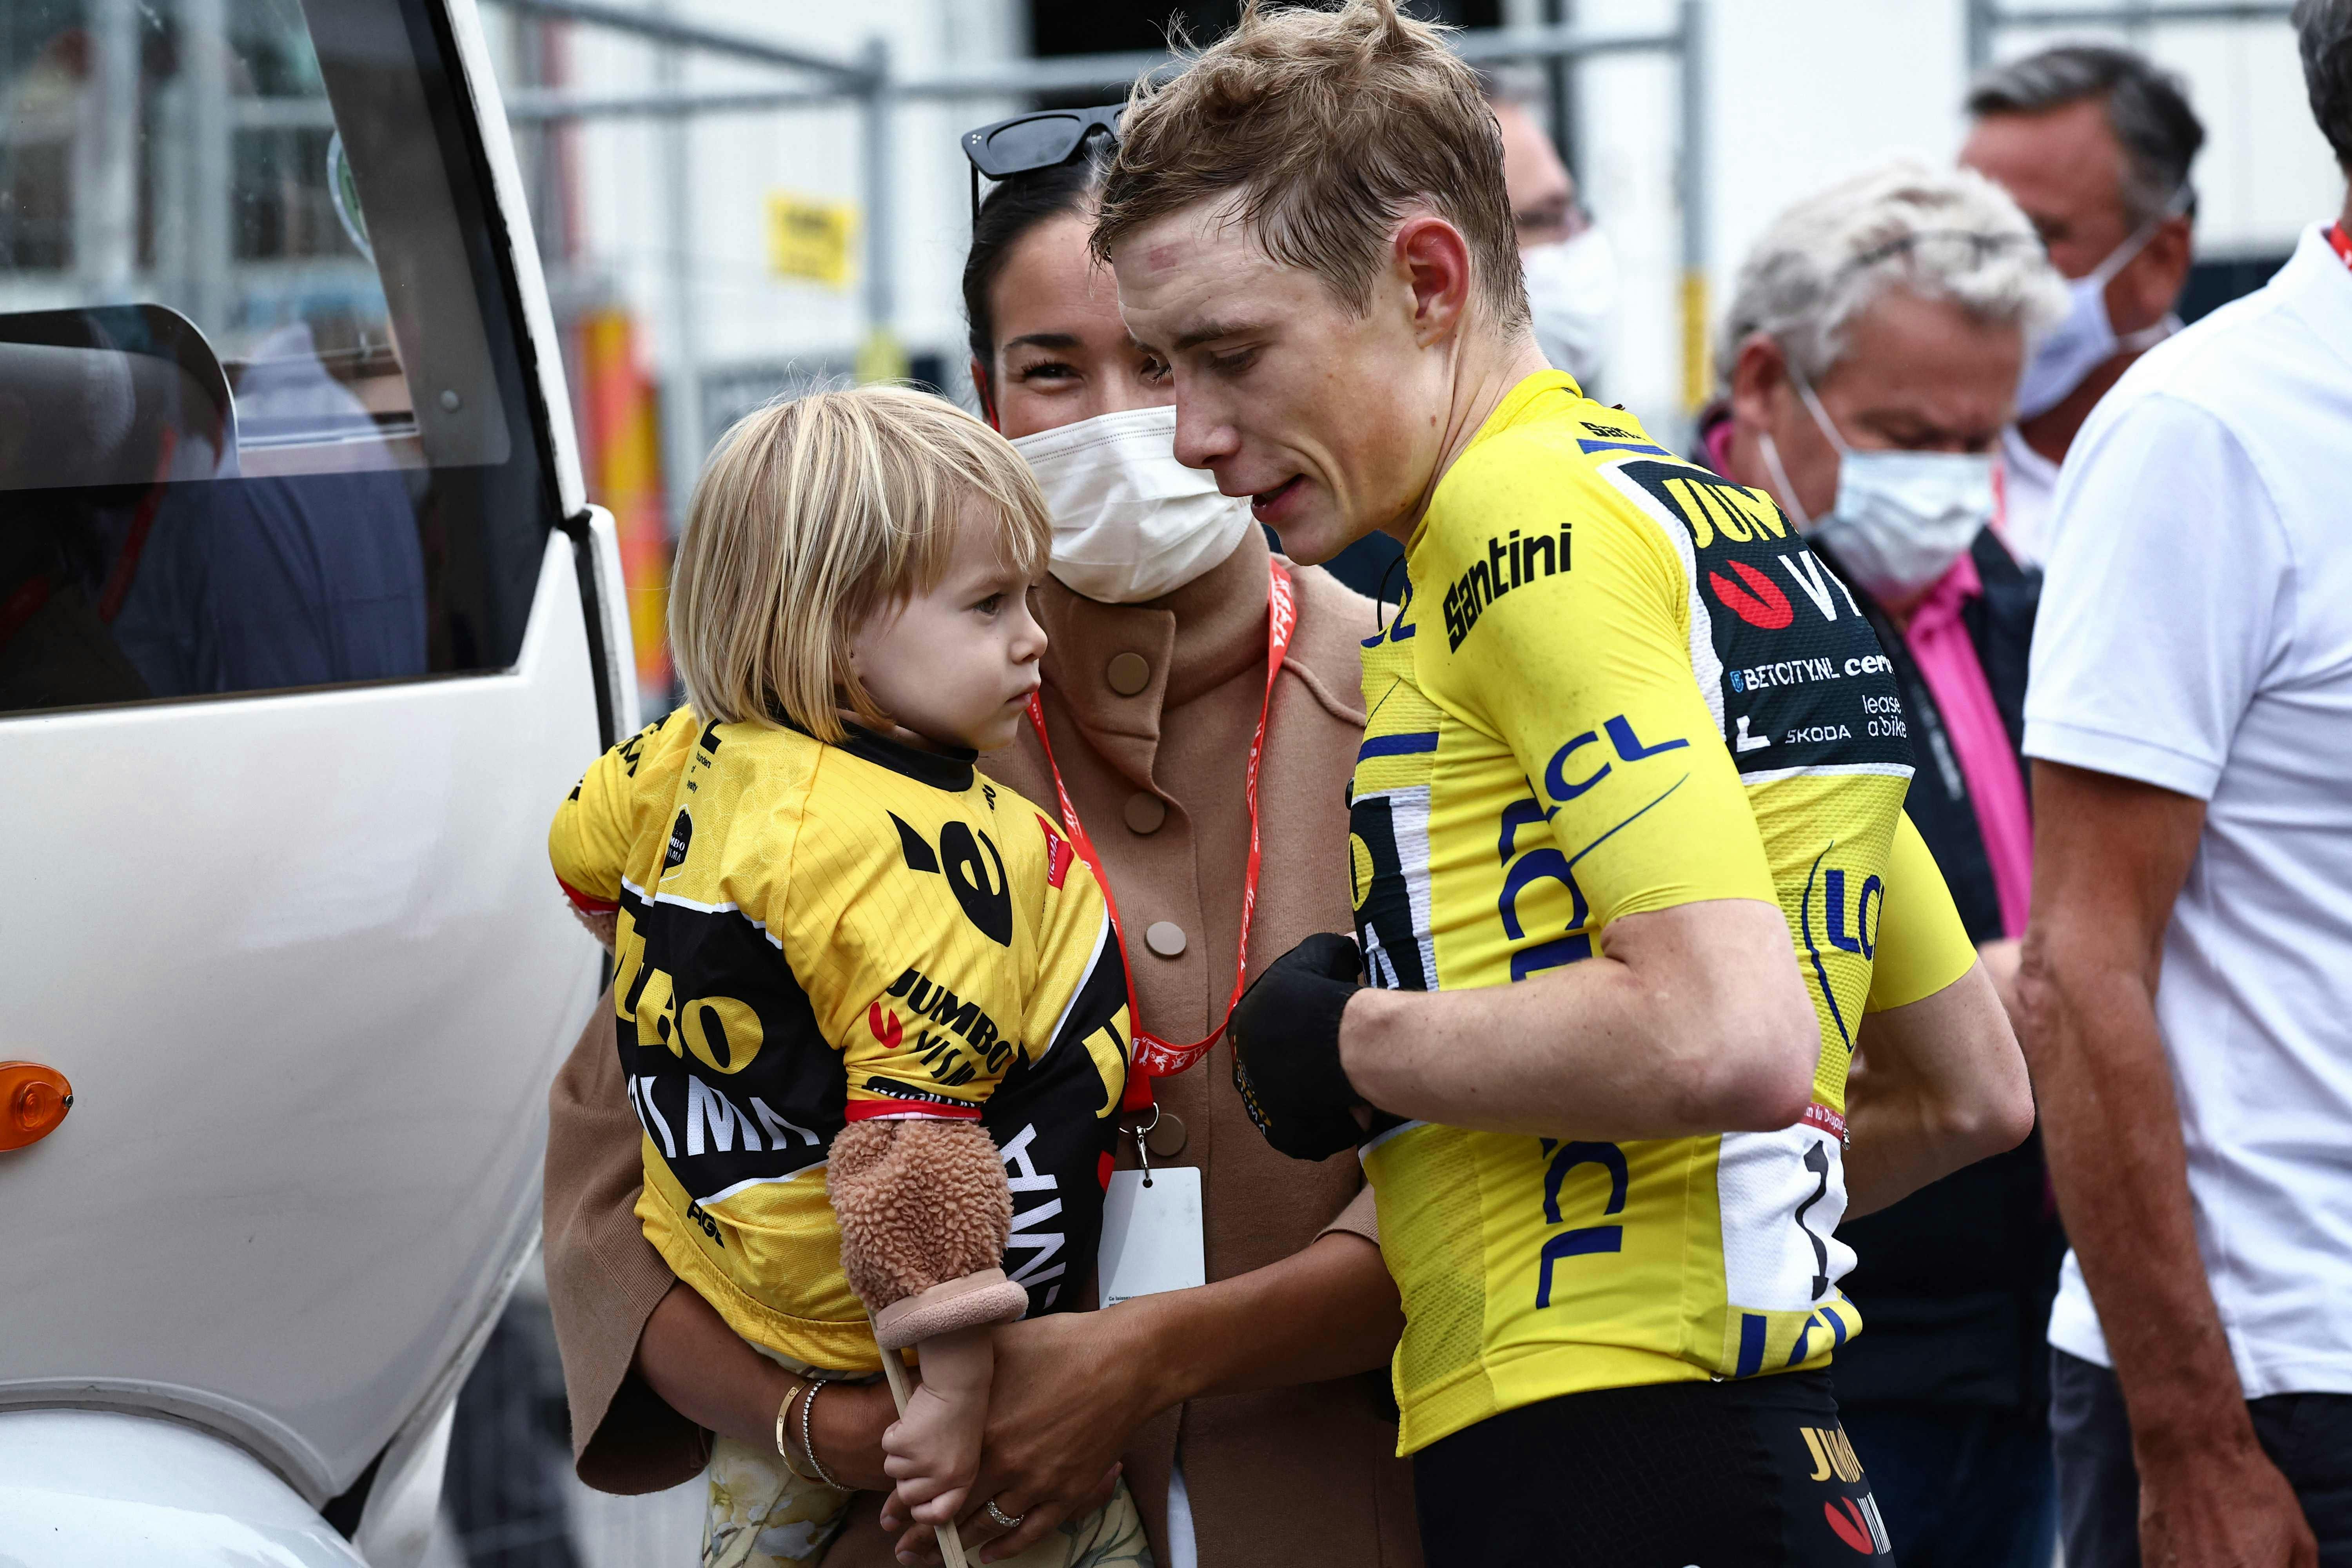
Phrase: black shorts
[{"left": 1412, "top": 1370, "right": 1896, "bottom": 1567}]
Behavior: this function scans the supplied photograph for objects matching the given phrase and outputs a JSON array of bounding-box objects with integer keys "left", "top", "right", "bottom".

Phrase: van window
[{"left": 0, "top": 0, "right": 556, "bottom": 715}]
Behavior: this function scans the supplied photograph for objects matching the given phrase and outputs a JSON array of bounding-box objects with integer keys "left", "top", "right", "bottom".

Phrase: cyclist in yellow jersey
[
  {"left": 1091, "top": 3, "right": 2034, "bottom": 1561},
  {"left": 1342, "top": 368, "right": 1995, "bottom": 1436}
]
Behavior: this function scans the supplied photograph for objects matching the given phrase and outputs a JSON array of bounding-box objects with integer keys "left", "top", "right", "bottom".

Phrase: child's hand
[{"left": 882, "top": 1377, "right": 987, "bottom": 1525}]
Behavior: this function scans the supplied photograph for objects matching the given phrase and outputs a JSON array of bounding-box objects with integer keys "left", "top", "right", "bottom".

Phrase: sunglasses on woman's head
[{"left": 961, "top": 104, "right": 1123, "bottom": 220}]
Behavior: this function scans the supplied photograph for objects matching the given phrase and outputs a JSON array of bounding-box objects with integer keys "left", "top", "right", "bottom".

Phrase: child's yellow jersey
[
  {"left": 549, "top": 709, "right": 1130, "bottom": 1371},
  {"left": 1352, "top": 372, "right": 1976, "bottom": 1452}
]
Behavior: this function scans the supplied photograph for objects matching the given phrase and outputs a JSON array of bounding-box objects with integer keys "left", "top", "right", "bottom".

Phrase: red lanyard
[
  {"left": 1025, "top": 559, "right": 1296, "bottom": 1111},
  {"left": 2330, "top": 223, "right": 2352, "bottom": 271}
]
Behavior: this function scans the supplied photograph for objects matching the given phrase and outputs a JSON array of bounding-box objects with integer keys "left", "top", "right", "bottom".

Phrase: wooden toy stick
[{"left": 872, "top": 1330, "right": 971, "bottom": 1568}]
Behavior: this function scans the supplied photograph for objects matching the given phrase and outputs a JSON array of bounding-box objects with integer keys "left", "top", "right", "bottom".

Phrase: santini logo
[{"left": 1443, "top": 524, "right": 1572, "bottom": 650}]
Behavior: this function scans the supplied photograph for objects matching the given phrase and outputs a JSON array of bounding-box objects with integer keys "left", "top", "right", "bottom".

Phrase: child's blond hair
[{"left": 669, "top": 385, "right": 1052, "bottom": 741}]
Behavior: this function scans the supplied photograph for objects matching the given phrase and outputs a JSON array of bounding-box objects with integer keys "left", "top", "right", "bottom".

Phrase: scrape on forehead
[
  {"left": 1122, "top": 195, "right": 1260, "bottom": 278},
  {"left": 1116, "top": 198, "right": 1286, "bottom": 344}
]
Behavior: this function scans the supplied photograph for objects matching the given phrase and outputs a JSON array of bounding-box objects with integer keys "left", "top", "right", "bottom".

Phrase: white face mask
[
  {"left": 1011, "top": 405, "right": 1255, "bottom": 604},
  {"left": 1757, "top": 374, "right": 1993, "bottom": 604},
  {"left": 2014, "top": 193, "right": 2186, "bottom": 419},
  {"left": 1522, "top": 225, "right": 1618, "bottom": 389}
]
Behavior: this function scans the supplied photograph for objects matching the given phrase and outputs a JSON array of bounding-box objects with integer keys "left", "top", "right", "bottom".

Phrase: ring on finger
[{"left": 984, "top": 1500, "right": 1024, "bottom": 1531}]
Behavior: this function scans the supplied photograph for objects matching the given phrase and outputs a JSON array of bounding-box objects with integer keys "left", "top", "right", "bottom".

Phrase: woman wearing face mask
[
  {"left": 539, "top": 117, "right": 1422, "bottom": 1568},
  {"left": 1700, "top": 162, "right": 2071, "bottom": 1568}
]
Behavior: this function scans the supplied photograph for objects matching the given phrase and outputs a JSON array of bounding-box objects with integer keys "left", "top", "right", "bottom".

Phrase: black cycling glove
[{"left": 1229, "top": 932, "right": 1368, "bottom": 1162}]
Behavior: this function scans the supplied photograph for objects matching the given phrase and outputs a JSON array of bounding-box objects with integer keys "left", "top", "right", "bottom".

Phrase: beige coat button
[
  {"left": 1144, "top": 920, "right": 1188, "bottom": 959},
  {"left": 1123, "top": 793, "right": 1168, "bottom": 835},
  {"left": 1106, "top": 652, "right": 1151, "bottom": 696},
  {"left": 1145, "top": 1111, "right": 1189, "bottom": 1158}
]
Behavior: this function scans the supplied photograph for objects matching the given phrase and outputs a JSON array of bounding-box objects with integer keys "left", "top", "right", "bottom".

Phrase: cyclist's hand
[{"left": 1230, "top": 933, "right": 1367, "bottom": 1161}]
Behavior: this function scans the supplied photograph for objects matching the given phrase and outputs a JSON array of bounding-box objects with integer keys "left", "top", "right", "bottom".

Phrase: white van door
[{"left": 0, "top": 0, "right": 629, "bottom": 1513}]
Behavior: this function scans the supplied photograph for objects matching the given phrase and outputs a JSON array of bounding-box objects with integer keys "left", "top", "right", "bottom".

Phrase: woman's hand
[
  {"left": 932, "top": 1464, "right": 1125, "bottom": 1566},
  {"left": 883, "top": 1307, "right": 1162, "bottom": 1564}
]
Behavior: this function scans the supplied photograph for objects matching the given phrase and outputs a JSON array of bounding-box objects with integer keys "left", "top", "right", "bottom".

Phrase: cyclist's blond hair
[
  {"left": 670, "top": 385, "right": 1051, "bottom": 741},
  {"left": 1092, "top": 0, "right": 1527, "bottom": 332}
]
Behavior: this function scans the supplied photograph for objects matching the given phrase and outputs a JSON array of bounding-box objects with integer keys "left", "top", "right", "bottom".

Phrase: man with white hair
[{"left": 1699, "top": 160, "right": 2068, "bottom": 1568}]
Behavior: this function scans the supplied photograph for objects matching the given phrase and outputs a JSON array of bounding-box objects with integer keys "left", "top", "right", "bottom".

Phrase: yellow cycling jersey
[
  {"left": 549, "top": 709, "right": 1130, "bottom": 1371},
  {"left": 1351, "top": 372, "right": 1976, "bottom": 1452}
]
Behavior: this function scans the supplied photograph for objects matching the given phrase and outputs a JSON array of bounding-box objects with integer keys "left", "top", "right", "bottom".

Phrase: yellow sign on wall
[{"left": 768, "top": 193, "right": 857, "bottom": 287}]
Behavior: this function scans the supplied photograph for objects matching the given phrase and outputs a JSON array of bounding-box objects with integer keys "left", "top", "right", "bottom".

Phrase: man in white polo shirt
[{"left": 2021, "top": 4, "right": 2352, "bottom": 1564}]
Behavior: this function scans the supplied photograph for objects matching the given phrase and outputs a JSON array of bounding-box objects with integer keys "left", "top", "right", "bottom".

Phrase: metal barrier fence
[{"left": 479, "top": 0, "right": 1713, "bottom": 532}]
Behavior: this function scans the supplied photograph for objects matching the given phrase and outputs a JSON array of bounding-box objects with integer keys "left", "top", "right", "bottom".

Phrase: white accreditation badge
[{"left": 1098, "top": 1162, "right": 1205, "bottom": 1307}]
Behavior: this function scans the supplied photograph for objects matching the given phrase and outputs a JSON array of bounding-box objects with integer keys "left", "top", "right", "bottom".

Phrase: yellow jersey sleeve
[
  {"left": 548, "top": 712, "right": 691, "bottom": 914},
  {"left": 1863, "top": 813, "right": 1979, "bottom": 1012},
  {"left": 1414, "top": 436, "right": 1777, "bottom": 930}
]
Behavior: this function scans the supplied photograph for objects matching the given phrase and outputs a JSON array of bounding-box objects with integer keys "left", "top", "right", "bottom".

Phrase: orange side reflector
[{"left": 0, "top": 1062, "right": 73, "bottom": 1151}]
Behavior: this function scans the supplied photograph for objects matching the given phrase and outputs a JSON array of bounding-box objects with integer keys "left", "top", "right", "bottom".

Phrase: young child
[{"left": 548, "top": 387, "right": 1132, "bottom": 1565}]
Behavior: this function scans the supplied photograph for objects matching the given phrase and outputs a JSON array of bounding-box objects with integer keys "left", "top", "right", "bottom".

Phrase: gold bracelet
[{"left": 772, "top": 1378, "right": 822, "bottom": 1484}]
